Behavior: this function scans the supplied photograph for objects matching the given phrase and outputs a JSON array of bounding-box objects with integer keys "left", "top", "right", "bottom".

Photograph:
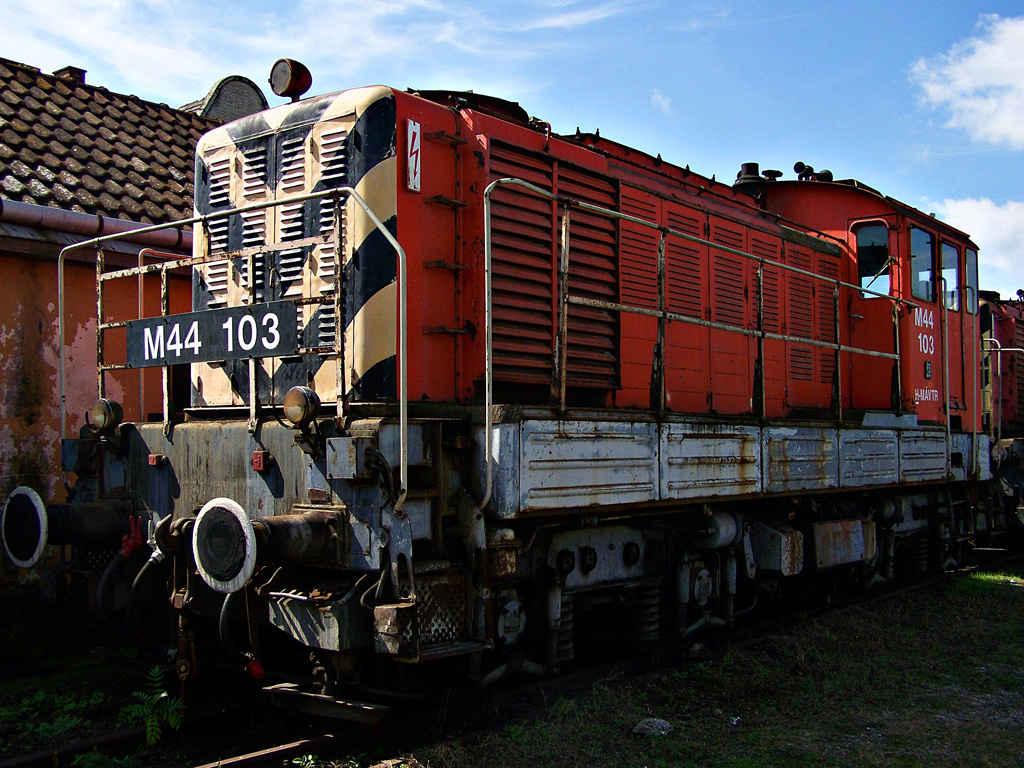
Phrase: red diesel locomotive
[{"left": 2, "top": 63, "right": 1017, "bottom": 713}]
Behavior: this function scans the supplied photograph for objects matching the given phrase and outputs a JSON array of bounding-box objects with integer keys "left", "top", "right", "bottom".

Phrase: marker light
[
  {"left": 90, "top": 399, "right": 123, "bottom": 432},
  {"left": 282, "top": 387, "right": 320, "bottom": 428},
  {"left": 269, "top": 59, "right": 312, "bottom": 101}
]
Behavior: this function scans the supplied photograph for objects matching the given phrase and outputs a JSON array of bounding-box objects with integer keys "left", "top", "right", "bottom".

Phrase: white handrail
[{"left": 57, "top": 188, "right": 409, "bottom": 507}]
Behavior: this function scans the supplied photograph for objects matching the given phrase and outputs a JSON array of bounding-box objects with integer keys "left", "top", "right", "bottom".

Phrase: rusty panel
[
  {"left": 660, "top": 423, "right": 760, "bottom": 500},
  {"left": 519, "top": 420, "right": 657, "bottom": 512},
  {"left": 839, "top": 429, "right": 898, "bottom": 487},
  {"left": 763, "top": 426, "right": 838, "bottom": 493},
  {"left": 374, "top": 565, "right": 469, "bottom": 658},
  {"left": 813, "top": 519, "right": 876, "bottom": 569},
  {"left": 899, "top": 429, "right": 947, "bottom": 482},
  {"left": 750, "top": 522, "right": 803, "bottom": 576}
]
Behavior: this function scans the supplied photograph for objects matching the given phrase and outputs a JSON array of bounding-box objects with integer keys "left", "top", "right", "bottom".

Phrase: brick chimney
[{"left": 52, "top": 66, "right": 86, "bottom": 84}]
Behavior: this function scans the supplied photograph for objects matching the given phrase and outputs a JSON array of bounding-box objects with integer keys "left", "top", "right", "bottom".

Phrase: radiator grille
[{"left": 488, "top": 142, "right": 619, "bottom": 391}]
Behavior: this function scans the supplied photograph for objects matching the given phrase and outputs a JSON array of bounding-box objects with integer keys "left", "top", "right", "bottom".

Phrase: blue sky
[{"left": 2, "top": 0, "right": 1023, "bottom": 296}]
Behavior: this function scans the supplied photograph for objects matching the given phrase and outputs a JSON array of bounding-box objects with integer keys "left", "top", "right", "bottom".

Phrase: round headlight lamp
[
  {"left": 282, "top": 386, "right": 320, "bottom": 428},
  {"left": 269, "top": 58, "right": 312, "bottom": 101},
  {"left": 90, "top": 398, "right": 123, "bottom": 432}
]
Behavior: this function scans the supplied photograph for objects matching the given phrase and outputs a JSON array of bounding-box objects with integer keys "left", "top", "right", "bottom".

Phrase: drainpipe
[{"left": 0, "top": 199, "right": 191, "bottom": 252}]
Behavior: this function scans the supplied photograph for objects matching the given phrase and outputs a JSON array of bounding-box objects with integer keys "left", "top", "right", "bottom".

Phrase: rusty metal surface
[
  {"left": 749, "top": 522, "right": 803, "bottom": 576},
  {"left": 839, "top": 429, "right": 898, "bottom": 487},
  {"left": 660, "top": 423, "right": 761, "bottom": 499},
  {"left": 763, "top": 426, "right": 838, "bottom": 493},
  {"left": 899, "top": 429, "right": 947, "bottom": 483},
  {"left": 374, "top": 564, "right": 469, "bottom": 659},
  {"left": 547, "top": 525, "right": 650, "bottom": 591},
  {"left": 483, "top": 414, "right": 969, "bottom": 518},
  {"left": 812, "top": 519, "right": 876, "bottom": 569},
  {"left": 267, "top": 585, "right": 372, "bottom": 652},
  {"left": 134, "top": 421, "right": 310, "bottom": 519},
  {"left": 519, "top": 420, "right": 657, "bottom": 511}
]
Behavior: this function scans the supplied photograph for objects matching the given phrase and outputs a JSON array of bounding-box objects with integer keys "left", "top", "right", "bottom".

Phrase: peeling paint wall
[{"left": 0, "top": 253, "right": 189, "bottom": 506}]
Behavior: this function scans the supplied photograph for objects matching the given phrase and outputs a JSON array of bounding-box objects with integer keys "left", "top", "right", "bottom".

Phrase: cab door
[
  {"left": 901, "top": 226, "right": 944, "bottom": 423},
  {"left": 939, "top": 241, "right": 967, "bottom": 429},
  {"left": 849, "top": 221, "right": 898, "bottom": 411}
]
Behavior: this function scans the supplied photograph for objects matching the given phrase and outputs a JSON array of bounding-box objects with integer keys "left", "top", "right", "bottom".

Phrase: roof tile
[
  {"left": 2, "top": 175, "right": 25, "bottom": 193},
  {"left": 0, "top": 57, "right": 222, "bottom": 223},
  {"left": 51, "top": 183, "right": 74, "bottom": 203},
  {"left": 9, "top": 159, "right": 31, "bottom": 178},
  {"left": 73, "top": 188, "right": 99, "bottom": 208}
]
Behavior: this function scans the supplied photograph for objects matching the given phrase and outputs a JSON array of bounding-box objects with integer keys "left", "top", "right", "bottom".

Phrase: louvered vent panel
[
  {"left": 489, "top": 146, "right": 556, "bottom": 384},
  {"left": 202, "top": 155, "right": 232, "bottom": 308},
  {"left": 1015, "top": 323, "right": 1024, "bottom": 418},
  {"left": 711, "top": 221, "right": 747, "bottom": 327},
  {"left": 816, "top": 253, "right": 840, "bottom": 381},
  {"left": 558, "top": 166, "right": 619, "bottom": 389},
  {"left": 488, "top": 143, "right": 619, "bottom": 389},
  {"left": 620, "top": 190, "right": 659, "bottom": 310},
  {"left": 241, "top": 144, "right": 268, "bottom": 199},
  {"left": 277, "top": 133, "right": 307, "bottom": 299},
  {"left": 665, "top": 206, "right": 704, "bottom": 318},
  {"left": 204, "top": 260, "right": 229, "bottom": 309},
  {"left": 206, "top": 156, "right": 231, "bottom": 255},
  {"left": 787, "top": 245, "right": 814, "bottom": 382},
  {"left": 750, "top": 236, "right": 781, "bottom": 332},
  {"left": 313, "top": 124, "right": 347, "bottom": 348},
  {"left": 240, "top": 209, "right": 267, "bottom": 304}
]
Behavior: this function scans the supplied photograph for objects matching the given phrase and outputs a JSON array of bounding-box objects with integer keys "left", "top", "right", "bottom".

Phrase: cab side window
[
  {"left": 966, "top": 248, "right": 978, "bottom": 314},
  {"left": 941, "top": 242, "right": 960, "bottom": 311},
  {"left": 910, "top": 227, "right": 934, "bottom": 302},
  {"left": 855, "top": 223, "right": 890, "bottom": 297}
]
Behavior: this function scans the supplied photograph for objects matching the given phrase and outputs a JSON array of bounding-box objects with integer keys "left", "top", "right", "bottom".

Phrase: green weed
[{"left": 116, "top": 667, "right": 184, "bottom": 747}]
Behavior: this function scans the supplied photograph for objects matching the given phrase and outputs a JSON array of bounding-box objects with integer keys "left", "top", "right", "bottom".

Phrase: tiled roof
[{"left": 0, "top": 58, "right": 221, "bottom": 224}]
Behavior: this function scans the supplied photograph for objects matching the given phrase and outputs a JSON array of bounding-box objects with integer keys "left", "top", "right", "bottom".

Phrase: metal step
[{"left": 264, "top": 683, "right": 390, "bottom": 725}]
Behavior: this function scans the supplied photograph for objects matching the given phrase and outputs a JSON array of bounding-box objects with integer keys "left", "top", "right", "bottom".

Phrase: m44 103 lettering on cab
[
  {"left": 914, "top": 306, "right": 936, "bottom": 356},
  {"left": 126, "top": 302, "right": 299, "bottom": 368}
]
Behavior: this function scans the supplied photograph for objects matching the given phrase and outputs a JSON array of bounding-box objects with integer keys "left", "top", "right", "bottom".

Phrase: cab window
[
  {"left": 966, "top": 248, "right": 978, "bottom": 314},
  {"left": 941, "top": 242, "right": 960, "bottom": 311},
  {"left": 855, "top": 223, "right": 889, "bottom": 297},
  {"left": 910, "top": 227, "right": 934, "bottom": 302}
]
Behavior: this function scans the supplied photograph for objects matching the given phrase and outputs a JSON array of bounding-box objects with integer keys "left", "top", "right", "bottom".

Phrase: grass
[
  {"left": 2, "top": 569, "right": 1022, "bottom": 767},
  {"left": 400, "top": 568, "right": 1024, "bottom": 768}
]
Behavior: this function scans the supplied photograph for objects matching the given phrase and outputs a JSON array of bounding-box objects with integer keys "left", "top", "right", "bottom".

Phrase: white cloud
[
  {"left": 932, "top": 197, "right": 1024, "bottom": 298},
  {"left": 651, "top": 89, "right": 671, "bottom": 113},
  {"left": 912, "top": 15, "right": 1024, "bottom": 149},
  {"left": 0, "top": 0, "right": 641, "bottom": 106}
]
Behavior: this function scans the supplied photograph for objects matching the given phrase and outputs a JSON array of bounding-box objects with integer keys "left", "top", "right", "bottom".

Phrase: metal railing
[
  {"left": 482, "top": 177, "right": 915, "bottom": 507},
  {"left": 57, "top": 188, "right": 409, "bottom": 510}
]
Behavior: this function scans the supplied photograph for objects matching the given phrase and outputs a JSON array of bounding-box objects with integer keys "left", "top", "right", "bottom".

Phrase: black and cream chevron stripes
[{"left": 191, "top": 87, "right": 399, "bottom": 406}]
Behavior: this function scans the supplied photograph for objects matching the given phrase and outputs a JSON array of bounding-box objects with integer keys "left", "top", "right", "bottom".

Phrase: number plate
[{"left": 126, "top": 302, "right": 299, "bottom": 368}]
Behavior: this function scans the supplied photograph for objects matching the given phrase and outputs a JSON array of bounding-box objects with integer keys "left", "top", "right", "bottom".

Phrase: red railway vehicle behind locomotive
[{"left": 2, "top": 61, "right": 1019, "bottom": 714}]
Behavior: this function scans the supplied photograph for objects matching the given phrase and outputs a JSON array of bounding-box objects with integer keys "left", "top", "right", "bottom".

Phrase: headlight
[
  {"left": 282, "top": 387, "right": 320, "bottom": 427},
  {"left": 90, "top": 399, "right": 123, "bottom": 432}
]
